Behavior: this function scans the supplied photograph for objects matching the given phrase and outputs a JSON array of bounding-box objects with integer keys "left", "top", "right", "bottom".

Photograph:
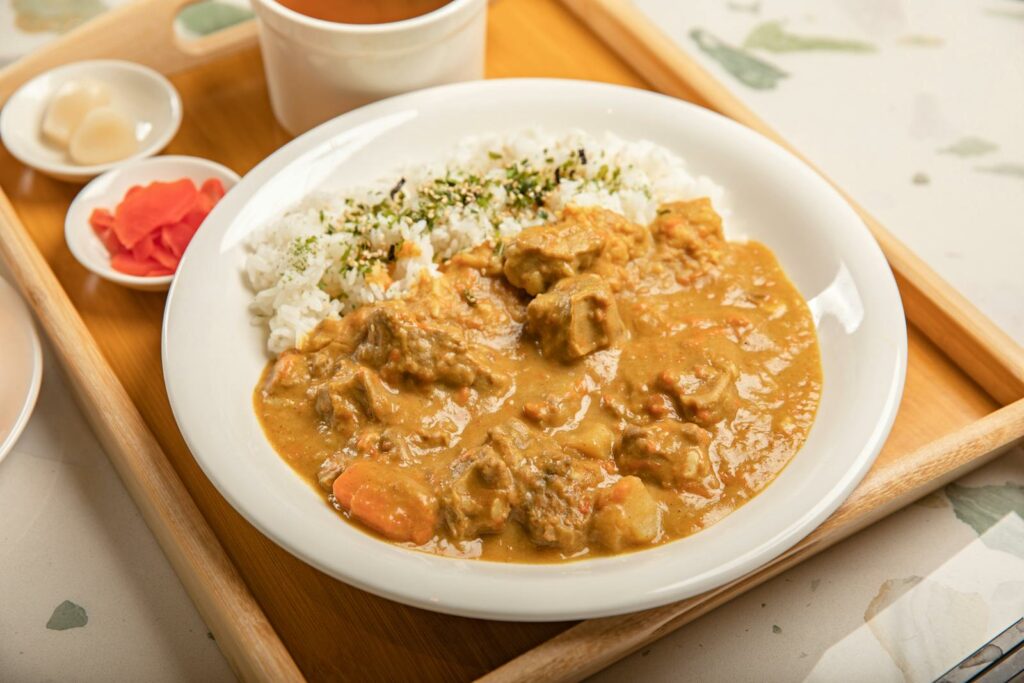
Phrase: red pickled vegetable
[
  {"left": 88, "top": 176, "right": 227, "bottom": 279},
  {"left": 160, "top": 220, "right": 195, "bottom": 258},
  {"left": 111, "top": 252, "right": 171, "bottom": 277},
  {"left": 150, "top": 240, "right": 178, "bottom": 270},
  {"left": 131, "top": 231, "right": 157, "bottom": 262},
  {"left": 113, "top": 179, "right": 197, "bottom": 248},
  {"left": 201, "top": 178, "right": 226, "bottom": 203},
  {"left": 89, "top": 207, "right": 115, "bottom": 230}
]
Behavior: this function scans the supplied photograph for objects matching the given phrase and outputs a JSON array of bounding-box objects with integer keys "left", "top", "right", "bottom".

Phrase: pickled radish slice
[
  {"left": 42, "top": 79, "right": 112, "bottom": 147},
  {"left": 89, "top": 177, "right": 227, "bottom": 278},
  {"left": 68, "top": 106, "right": 138, "bottom": 165},
  {"left": 112, "top": 179, "right": 196, "bottom": 248}
]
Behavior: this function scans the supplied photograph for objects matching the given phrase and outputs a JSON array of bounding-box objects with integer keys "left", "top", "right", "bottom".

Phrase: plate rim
[{"left": 0, "top": 274, "right": 43, "bottom": 465}]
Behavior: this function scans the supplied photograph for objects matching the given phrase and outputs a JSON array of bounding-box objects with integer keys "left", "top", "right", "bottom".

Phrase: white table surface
[{"left": 1, "top": 0, "right": 1022, "bottom": 680}]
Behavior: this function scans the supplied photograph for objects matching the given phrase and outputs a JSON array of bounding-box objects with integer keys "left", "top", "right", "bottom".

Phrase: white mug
[{"left": 249, "top": 0, "right": 487, "bottom": 136}]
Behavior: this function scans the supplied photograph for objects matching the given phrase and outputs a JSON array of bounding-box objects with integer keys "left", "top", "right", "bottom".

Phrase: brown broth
[{"left": 273, "top": 0, "right": 452, "bottom": 24}]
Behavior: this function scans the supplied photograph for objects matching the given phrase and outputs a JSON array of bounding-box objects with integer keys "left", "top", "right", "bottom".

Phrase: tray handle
[{"left": 0, "top": 0, "right": 258, "bottom": 104}]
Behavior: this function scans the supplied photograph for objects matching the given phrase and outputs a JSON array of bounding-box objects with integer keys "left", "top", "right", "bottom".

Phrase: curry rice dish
[
  {"left": 253, "top": 191, "right": 822, "bottom": 562},
  {"left": 249, "top": 131, "right": 822, "bottom": 562}
]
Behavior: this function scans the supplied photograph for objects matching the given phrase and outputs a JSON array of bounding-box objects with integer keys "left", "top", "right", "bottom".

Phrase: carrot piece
[
  {"left": 113, "top": 179, "right": 198, "bottom": 248},
  {"left": 332, "top": 461, "right": 438, "bottom": 545}
]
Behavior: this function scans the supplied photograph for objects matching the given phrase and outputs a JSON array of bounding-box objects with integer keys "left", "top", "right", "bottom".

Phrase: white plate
[
  {"left": 0, "top": 274, "right": 43, "bottom": 465},
  {"left": 65, "top": 155, "right": 241, "bottom": 292},
  {"left": 0, "top": 60, "right": 182, "bottom": 183},
  {"left": 163, "top": 80, "right": 906, "bottom": 621}
]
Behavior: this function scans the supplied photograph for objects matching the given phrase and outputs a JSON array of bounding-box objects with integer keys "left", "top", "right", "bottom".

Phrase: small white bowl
[
  {"left": 66, "top": 155, "right": 241, "bottom": 292},
  {"left": 0, "top": 60, "right": 182, "bottom": 183}
]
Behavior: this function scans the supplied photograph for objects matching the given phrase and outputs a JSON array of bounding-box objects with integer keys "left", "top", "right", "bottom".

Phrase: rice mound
[{"left": 245, "top": 128, "right": 726, "bottom": 353}]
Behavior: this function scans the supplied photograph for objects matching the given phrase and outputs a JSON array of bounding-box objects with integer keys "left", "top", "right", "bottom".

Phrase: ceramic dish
[
  {"left": 162, "top": 80, "right": 907, "bottom": 621},
  {"left": 0, "top": 273, "right": 43, "bottom": 465},
  {"left": 0, "top": 60, "right": 182, "bottom": 183},
  {"left": 65, "top": 155, "right": 240, "bottom": 292}
]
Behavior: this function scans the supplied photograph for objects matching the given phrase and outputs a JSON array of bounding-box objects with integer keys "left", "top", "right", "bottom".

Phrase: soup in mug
[{"left": 273, "top": 0, "right": 452, "bottom": 24}]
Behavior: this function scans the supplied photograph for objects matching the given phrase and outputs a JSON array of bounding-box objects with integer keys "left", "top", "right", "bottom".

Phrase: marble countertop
[
  {"left": 597, "top": 1, "right": 1024, "bottom": 679},
  {"left": 1, "top": 0, "right": 1022, "bottom": 680}
]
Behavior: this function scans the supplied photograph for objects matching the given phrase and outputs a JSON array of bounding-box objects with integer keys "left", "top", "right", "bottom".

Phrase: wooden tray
[{"left": 1, "top": 0, "right": 1022, "bottom": 681}]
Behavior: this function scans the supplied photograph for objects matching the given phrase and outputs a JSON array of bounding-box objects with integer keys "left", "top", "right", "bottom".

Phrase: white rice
[{"left": 245, "top": 129, "right": 726, "bottom": 353}]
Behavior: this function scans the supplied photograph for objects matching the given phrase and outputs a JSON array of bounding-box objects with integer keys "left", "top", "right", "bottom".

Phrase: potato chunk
[
  {"left": 657, "top": 361, "right": 739, "bottom": 427},
  {"left": 556, "top": 421, "right": 616, "bottom": 460},
  {"left": 527, "top": 274, "right": 624, "bottom": 362},
  {"left": 616, "top": 421, "right": 720, "bottom": 496},
  {"left": 441, "top": 446, "right": 516, "bottom": 539},
  {"left": 591, "top": 476, "right": 661, "bottom": 552},
  {"left": 354, "top": 305, "right": 506, "bottom": 390},
  {"left": 314, "top": 363, "right": 398, "bottom": 429}
]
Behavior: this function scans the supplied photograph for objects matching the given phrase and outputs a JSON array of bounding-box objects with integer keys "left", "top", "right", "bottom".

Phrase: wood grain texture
[
  {"left": 0, "top": 180, "right": 301, "bottom": 683},
  {"left": 560, "top": 0, "right": 1024, "bottom": 407},
  {"left": 0, "top": 0, "right": 257, "bottom": 104},
  {"left": 0, "top": 0, "right": 1020, "bottom": 681}
]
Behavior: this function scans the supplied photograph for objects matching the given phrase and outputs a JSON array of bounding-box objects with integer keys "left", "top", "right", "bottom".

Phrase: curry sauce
[{"left": 254, "top": 199, "right": 822, "bottom": 561}]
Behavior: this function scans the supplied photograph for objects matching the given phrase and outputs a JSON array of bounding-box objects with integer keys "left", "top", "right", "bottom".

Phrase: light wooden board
[{"left": 0, "top": 0, "right": 1021, "bottom": 681}]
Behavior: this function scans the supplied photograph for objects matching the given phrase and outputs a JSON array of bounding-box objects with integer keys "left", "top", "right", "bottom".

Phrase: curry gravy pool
[{"left": 254, "top": 200, "right": 822, "bottom": 562}]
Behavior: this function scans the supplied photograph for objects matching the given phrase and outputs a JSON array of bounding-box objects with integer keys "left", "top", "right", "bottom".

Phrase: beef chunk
[
  {"left": 314, "top": 362, "right": 398, "bottom": 429},
  {"left": 650, "top": 198, "right": 725, "bottom": 263},
  {"left": 353, "top": 305, "right": 506, "bottom": 389},
  {"left": 486, "top": 419, "right": 542, "bottom": 470},
  {"left": 526, "top": 274, "right": 624, "bottom": 361},
  {"left": 305, "top": 341, "right": 345, "bottom": 379},
  {"left": 502, "top": 206, "right": 652, "bottom": 295},
  {"left": 487, "top": 420, "right": 606, "bottom": 552},
  {"left": 441, "top": 446, "right": 516, "bottom": 539},
  {"left": 657, "top": 360, "right": 739, "bottom": 427},
  {"left": 616, "top": 421, "right": 720, "bottom": 496},
  {"left": 517, "top": 452, "right": 599, "bottom": 551},
  {"left": 299, "top": 316, "right": 365, "bottom": 355},
  {"left": 317, "top": 456, "right": 346, "bottom": 492},
  {"left": 263, "top": 351, "right": 309, "bottom": 393},
  {"left": 562, "top": 204, "right": 650, "bottom": 262},
  {"left": 502, "top": 220, "right": 605, "bottom": 295},
  {"left": 591, "top": 476, "right": 661, "bottom": 552}
]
